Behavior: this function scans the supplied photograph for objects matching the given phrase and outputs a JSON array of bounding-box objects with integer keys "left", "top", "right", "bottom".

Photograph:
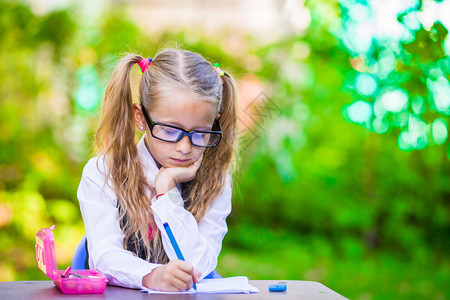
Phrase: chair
[
  {"left": 71, "top": 235, "right": 88, "bottom": 269},
  {"left": 72, "top": 235, "right": 222, "bottom": 278}
]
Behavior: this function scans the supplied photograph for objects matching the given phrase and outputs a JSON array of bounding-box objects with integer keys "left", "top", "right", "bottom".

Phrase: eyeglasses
[{"left": 141, "top": 103, "right": 222, "bottom": 148}]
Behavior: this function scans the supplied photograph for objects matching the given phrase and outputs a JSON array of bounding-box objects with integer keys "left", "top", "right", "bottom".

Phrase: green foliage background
[{"left": 0, "top": 1, "right": 448, "bottom": 299}]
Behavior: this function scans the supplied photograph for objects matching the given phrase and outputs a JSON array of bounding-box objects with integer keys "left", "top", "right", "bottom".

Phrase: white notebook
[{"left": 141, "top": 276, "right": 259, "bottom": 294}]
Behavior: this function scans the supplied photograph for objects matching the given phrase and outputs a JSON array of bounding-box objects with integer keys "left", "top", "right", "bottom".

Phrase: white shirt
[{"left": 77, "top": 134, "right": 232, "bottom": 289}]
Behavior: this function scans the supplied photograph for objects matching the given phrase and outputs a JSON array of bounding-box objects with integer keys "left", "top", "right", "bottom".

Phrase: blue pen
[{"left": 163, "top": 222, "right": 197, "bottom": 291}]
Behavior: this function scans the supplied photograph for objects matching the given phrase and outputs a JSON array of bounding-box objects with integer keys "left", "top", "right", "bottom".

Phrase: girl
[{"left": 77, "top": 48, "right": 237, "bottom": 291}]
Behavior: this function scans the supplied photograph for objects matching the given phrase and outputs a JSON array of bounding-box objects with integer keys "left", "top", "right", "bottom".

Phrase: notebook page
[
  {"left": 141, "top": 276, "right": 259, "bottom": 294},
  {"left": 197, "top": 276, "right": 259, "bottom": 293}
]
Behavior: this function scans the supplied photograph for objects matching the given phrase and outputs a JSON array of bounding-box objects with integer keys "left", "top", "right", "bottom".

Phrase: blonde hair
[{"left": 94, "top": 49, "right": 237, "bottom": 263}]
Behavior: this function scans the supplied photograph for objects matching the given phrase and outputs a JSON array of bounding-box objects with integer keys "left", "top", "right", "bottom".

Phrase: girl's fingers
[
  {"left": 175, "top": 156, "right": 203, "bottom": 182},
  {"left": 171, "top": 268, "right": 194, "bottom": 290},
  {"left": 173, "top": 272, "right": 193, "bottom": 290},
  {"left": 184, "top": 155, "right": 203, "bottom": 178},
  {"left": 173, "top": 260, "right": 194, "bottom": 272},
  {"left": 157, "top": 154, "right": 204, "bottom": 188},
  {"left": 171, "top": 261, "right": 196, "bottom": 289},
  {"left": 193, "top": 155, "right": 204, "bottom": 168},
  {"left": 193, "top": 269, "right": 201, "bottom": 283},
  {"left": 169, "top": 277, "right": 190, "bottom": 291}
]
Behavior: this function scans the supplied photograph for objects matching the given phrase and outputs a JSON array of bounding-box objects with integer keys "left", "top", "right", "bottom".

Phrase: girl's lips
[{"left": 171, "top": 158, "right": 190, "bottom": 164}]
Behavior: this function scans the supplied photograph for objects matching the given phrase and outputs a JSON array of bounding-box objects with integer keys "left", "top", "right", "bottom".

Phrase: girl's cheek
[{"left": 195, "top": 149, "right": 206, "bottom": 160}]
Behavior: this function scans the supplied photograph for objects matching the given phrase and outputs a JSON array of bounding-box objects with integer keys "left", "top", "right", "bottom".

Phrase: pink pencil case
[{"left": 35, "top": 225, "right": 107, "bottom": 294}]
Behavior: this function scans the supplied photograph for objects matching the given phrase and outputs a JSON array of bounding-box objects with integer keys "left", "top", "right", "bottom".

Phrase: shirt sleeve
[
  {"left": 77, "top": 157, "right": 160, "bottom": 289},
  {"left": 151, "top": 172, "right": 232, "bottom": 280}
]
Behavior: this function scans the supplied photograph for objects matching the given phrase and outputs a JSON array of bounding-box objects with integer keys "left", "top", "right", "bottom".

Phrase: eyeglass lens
[{"left": 152, "top": 124, "right": 220, "bottom": 147}]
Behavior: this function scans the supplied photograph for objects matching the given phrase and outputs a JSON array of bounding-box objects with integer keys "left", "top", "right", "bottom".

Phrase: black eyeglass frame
[{"left": 140, "top": 103, "right": 222, "bottom": 148}]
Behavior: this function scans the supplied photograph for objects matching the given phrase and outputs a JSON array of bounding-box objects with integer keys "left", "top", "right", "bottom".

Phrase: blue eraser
[{"left": 269, "top": 283, "right": 287, "bottom": 292}]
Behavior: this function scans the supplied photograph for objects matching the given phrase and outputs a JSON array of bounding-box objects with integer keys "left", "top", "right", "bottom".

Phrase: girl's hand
[
  {"left": 154, "top": 155, "right": 203, "bottom": 195},
  {"left": 142, "top": 260, "right": 201, "bottom": 291}
]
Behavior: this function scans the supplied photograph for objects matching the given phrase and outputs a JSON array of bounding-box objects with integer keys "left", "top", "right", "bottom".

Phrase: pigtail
[
  {"left": 94, "top": 54, "right": 166, "bottom": 263},
  {"left": 95, "top": 54, "right": 141, "bottom": 156},
  {"left": 217, "top": 72, "right": 238, "bottom": 168}
]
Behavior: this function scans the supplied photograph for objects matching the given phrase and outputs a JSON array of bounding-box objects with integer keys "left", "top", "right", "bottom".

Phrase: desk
[{"left": 0, "top": 280, "right": 347, "bottom": 299}]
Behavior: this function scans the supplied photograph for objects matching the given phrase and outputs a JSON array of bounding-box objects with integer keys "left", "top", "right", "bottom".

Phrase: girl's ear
[{"left": 133, "top": 103, "right": 146, "bottom": 131}]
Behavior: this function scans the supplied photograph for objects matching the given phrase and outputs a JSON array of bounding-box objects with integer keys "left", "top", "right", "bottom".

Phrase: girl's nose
[{"left": 175, "top": 135, "right": 192, "bottom": 154}]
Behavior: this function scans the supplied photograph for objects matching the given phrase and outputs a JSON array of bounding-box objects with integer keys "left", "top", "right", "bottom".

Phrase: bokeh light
[
  {"left": 426, "top": 70, "right": 450, "bottom": 115},
  {"left": 379, "top": 88, "right": 409, "bottom": 113},
  {"left": 75, "top": 65, "right": 101, "bottom": 112},
  {"left": 355, "top": 73, "right": 377, "bottom": 96},
  {"left": 343, "top": 100, "right": 373, "bottom": 124},
  {"left": 372, "top": 116, "right": 390, "bottom": 134},
  {"left": 432, "top": 118, "right": 448, "bottom": 144},
  {"left": 339, "top": 0, "right": 449, "bottom": 153}
]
